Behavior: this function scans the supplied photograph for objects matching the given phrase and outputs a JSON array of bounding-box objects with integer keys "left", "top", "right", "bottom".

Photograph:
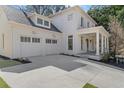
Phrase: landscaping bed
[
  {"left": 0, "top": 77, "right": 10, "bottom": 88},
  {"left": 0, "top": 55, "right": 32, "bottom": 68},
  {"left": 89, "top": 53, "right": 124, "bottom": 70},
  {"left": 13, "top": 57, "right": 32, "bottom": 64},
  {"left": 0, "top": 60, "right": 22, "bottom": 68},
  {"left": 101, "top": 59, "right": 124, "bottom": 69},
  {"left": 83, "top": 83, "right": 97, "bottom": 88}
]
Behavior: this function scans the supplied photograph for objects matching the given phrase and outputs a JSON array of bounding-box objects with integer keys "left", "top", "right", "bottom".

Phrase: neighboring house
[{"left": 0, "top": 5, "right": 109, "bottom": 59}]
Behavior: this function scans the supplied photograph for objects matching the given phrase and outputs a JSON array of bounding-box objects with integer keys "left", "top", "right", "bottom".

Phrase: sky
[{"left": 80, "top": 5, "right": 91, "bottom": 12}]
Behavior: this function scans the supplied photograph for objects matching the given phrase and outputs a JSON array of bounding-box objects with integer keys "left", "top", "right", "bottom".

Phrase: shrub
[{"left": 101, "top": 53, "right": 110, "bottom": 62}]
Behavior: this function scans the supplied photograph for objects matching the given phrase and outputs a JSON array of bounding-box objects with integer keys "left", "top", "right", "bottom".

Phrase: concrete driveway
[
  {"left": 1, "top": 55, "right": 124, "bottom": 88},
  {"left": 1, "top": 55, "right": 86, "bottom": 73}
]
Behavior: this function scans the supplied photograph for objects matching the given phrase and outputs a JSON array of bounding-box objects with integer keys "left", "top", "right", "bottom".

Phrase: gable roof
[
  {"left": 49, "top": 6, "right": 97, "bottom": 25},
  {"left": 2, "top": 6, "right": 61, "bottom": 33}
]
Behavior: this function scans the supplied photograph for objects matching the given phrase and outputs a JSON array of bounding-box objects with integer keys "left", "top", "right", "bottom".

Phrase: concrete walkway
[{"left": 0, "top": 55, "right": 124, "bottom": 88}]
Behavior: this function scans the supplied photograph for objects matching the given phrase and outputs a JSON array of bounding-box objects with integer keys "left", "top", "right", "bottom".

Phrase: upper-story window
[
  {"left": 80, "top": 17, "right": 84, "bottom": 27},
  {"left": 68, "top": 14, "right": 73, "bottom": 21},
  {"left": 44, "top": 20, "right": 49, "bottom": 26},
  {"left": 37, "top": 18, "right": 43, "bottom": 25},
  {"left": 87, "top": 22, "right": 90, "bottom": 28},
  {"left": 37, "top": 17, "right": 50, "bottom": 28}
]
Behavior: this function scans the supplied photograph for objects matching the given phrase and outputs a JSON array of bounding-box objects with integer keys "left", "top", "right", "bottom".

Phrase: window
[
  {"left": 37, "top": 18, "right": 43, "bottom": 25},
  {"left": 20, "top": 36, "right": 31, "bottom": 43},
  {"left": 46, "top": 39, "right": 51, "bottom": 44},
  {"left": 81, "top": 37, "right": 83, "bottom": 50},
  {"left": 24, "top": 37, "right": 28, "bottom": 42},
  {"left": 32, "top": 38, "right": 40, "bottom": 43},
  {"left": 37, "top": 38, "right": 40, "bottom": 43},
  {"left": 68, "top": 35, "right": 73, "bottom": 50},
  {"left": 20, "top": 36, "right": 25, "bottom": 42},
  {"left": 87, "top": 22, "right": 90, "bottom": 28},
  {"left": 32, "top": 38, "right": 35, "bottom": 43},
  {"left": 20, "top": 37, "right": 40, "bottom": 43},
  {"left": 27, "top": 37, "right": 31, "bottom": 42},
  {"left": 44, "top": 20, "right": 49, "bottom": 26},
  {"left": 81, "top": 17, "right": 84, "bottom": 27},
  {"left": 68, "top": 14, "right": 73, "bottom": 21},
  {"left": 34, "top": 38, "right": 37, "bottom": 43},
  {"left": 52, "top": 40, "right": 57, "bottom": 44},
  {"left": 46, "top": 39, "right": 57, "bottom": 44}
]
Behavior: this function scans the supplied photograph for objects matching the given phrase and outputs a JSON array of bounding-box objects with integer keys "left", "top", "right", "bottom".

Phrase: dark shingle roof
[{"left": 2, "top": 6, "right": 61, "bottom": 33}]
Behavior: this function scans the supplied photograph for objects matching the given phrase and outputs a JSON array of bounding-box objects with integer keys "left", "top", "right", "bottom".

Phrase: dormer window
[
  {"left": 37, "top": 18, "right": 43, "bottom": 25},
  {"left": 34, "top": 14, "right": 50, "bottom": 28},
  {"left": 37, "top": 17, "right": 50, "bottom": 28},
  {"left": 44, "top": 20, "right": 49, "bottom": 26}
]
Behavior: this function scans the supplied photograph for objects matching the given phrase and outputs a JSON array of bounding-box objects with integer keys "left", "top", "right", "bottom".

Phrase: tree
[
  {"left": 88, "top": 5, "right": 124, "bottom": 31},
  {"left": 117, "top": 8, "right": 124, "bottom": 27},
  {"left": 23, "top": 5, "right": 69, "bottom": 16},
  {"left": 109, "top": 16, "right": 124, "bottom": 61}
]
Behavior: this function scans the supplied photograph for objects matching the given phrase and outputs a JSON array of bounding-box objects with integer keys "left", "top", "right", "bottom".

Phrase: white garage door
[{"left": 20, "top": 36, "right": 43, "bottom": 57}]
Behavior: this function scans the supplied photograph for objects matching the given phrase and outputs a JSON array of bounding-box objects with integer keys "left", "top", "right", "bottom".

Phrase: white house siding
[
  {"left": 76, "top": 13, "right": 96, "bottom": 29},
  {"left": 51, "top": 8, "right": 97, "bottom": 55},
  {"left": 73, "top": 11, "right": 96, "bottom": 54},
  {"left": 0, "top": 6, "right": 110, "bottom": 58},
  {"left": 51, "top": 9, "right": 78, "bottom": 33},
  {"left": 51, "top": 9, "right": 81, "bottom": 55},
  {"left": 0, "top": 7, "right": 13, "bottom": 58},
  {"left": 10, "top": 22, "right": 63, "bottom": 58}
]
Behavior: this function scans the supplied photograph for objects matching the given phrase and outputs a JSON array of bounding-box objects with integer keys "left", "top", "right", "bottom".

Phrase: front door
[{"left": 86, "top": 39, "right": 89, "bottom": 52}]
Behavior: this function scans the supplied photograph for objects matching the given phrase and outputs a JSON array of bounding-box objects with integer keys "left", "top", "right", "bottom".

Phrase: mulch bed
[
  {"left": 102, "top": 59, "right": 124, "bottom": 69},
  {"left": 13, "top": 59, "right": 32, "bottom": 64}
]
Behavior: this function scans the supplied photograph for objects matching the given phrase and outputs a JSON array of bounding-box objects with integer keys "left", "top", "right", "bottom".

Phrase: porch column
[
  {"left": 101, "top": 35, "right": 104, "bottom": 54},
  {"left": 105, "top": 37, "right": 106, "bottom": 52},
  {"left": 107, "top": 37, "right": 109, "bottom": 52},
  {"left": 96, "top": 31, "right": 100, "bottom": 55}
]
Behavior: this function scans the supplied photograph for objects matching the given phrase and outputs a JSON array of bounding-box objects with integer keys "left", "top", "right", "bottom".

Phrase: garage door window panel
[
  {"left": 20, "top": 36, "right": 30, "bottom": 43},
  {"left": 32, "top": 38, "right": 40, "bottom": 43},
  {"left": 46, "top": 39, "right": 51, "bottom": 44},
  {"left": 52, "top": 40, "right": 57, "bottom": 44}
]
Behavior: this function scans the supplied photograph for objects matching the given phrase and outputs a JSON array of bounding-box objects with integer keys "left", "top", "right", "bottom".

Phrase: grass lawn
[
  {"left": 83, "top": 83, "right": 97, "bottom": 88},
  {"left": 0, "top": 77, "right": 10, "bottom": 88},
  {"left": 0, "top": 60, "right": 21, "bottom": 68}
]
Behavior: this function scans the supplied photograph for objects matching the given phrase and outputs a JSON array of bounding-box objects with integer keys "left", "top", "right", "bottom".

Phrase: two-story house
[{"left": 0, "top": 5, "right": 109, "bottom": 59}]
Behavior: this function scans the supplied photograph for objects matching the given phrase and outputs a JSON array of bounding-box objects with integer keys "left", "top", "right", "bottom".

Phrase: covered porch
[{"left": 77, "top": 26, "right": 109, "bottom": 56}]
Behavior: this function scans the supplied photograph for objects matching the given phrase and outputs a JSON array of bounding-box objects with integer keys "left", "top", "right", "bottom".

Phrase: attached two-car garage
[
  {"left": 19, "top": 35, "right": 61, "bottom": 58},
  {"left": 12, "top": 29, "right": 62, "bottom": 59}
]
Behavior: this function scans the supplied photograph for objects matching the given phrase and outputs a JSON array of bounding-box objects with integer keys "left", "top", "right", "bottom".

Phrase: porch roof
[{"left": 77, "top": 26, "right": 110, "bottom": 37}]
